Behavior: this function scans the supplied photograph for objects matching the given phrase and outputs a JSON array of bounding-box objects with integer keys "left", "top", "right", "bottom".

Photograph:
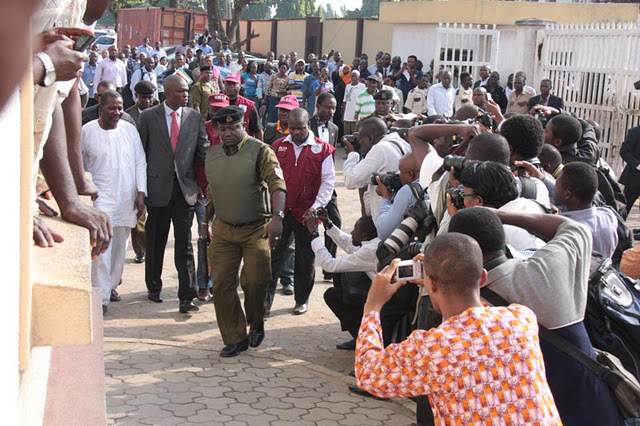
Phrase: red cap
[
  {"left": 208, "top": 93, "right": 230, "bottom": 107},
  {"left": 275, "top": 95, "right": 300, "bottom": 111},
  {"left": 224, "top": 73, "right": 241, "bottom": 83}
]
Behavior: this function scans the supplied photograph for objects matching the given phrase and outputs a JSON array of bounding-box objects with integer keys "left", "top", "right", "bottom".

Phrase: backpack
[
  {"left": 604, "top": 205, "right": 634, "bottom": 269},
  {"left": 585, "top": 254, "right": 640, "bottom": 381},
  {"left": 594, "top": 164, "right": 628, "bottom": 220}
]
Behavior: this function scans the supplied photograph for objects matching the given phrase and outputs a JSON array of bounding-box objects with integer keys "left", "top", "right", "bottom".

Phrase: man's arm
[
  {"left": 343, "top": 146, "right": 384, "bottom": 190},
  {"left": 311, "top": 232, "right": 377, "bottom": 274},
  {"left": 92, "top": 61, "right": 103, "bottom": 88},
  {"left": 259, "top": 146, "right": 287, "bottom": 248},
  {"left": 39, "top": 101, "right": 112, "bottom": 258},
  {"left": 61, "top": 78, "right": 98, "bottom": 200},
  {"left": 312, "top": 154, "right": 335, "bottom": 209},
  {"left": 493, "top": 210, "right": 573, "bottom": 242},
  {"left": 249, "top": 107, "right": 263, "bottom": 141}
]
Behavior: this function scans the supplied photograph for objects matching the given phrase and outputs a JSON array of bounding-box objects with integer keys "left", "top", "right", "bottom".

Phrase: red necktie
[{"left": 170, "top": 110, "right": 179, "bottom": 152}]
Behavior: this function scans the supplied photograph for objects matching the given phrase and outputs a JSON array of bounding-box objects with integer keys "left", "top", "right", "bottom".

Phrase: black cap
[
  {"left": 134, "top": 80, "right": 156, "bottom": 95},
  {"left": 200, "top": 64, "right": 213, "bottom": 72},
  {"left": 374, "top": 89, "right": 393, "bottom": 101},
  {"left": 211, "top": 106, "right": 244, "bottom": 124}
]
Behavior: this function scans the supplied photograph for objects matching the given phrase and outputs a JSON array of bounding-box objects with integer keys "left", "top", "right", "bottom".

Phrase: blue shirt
[
  {"left": 82, "top": 62, "right": 97, "bottom": 97},
  {"left": 375, "top": 180, "right": 421, "bottom": 241},
  {"left": 301, "top": 74, "right": 319, "bottom": 114}
]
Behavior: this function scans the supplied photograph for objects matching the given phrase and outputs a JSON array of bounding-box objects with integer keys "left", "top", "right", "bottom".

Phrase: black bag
[
  {"left": 585, "top": 255, "right": 640, "bottom": 381},
  {"left": 594, "top": 164, "right": 628, "bottom": 220},
  {"left": 601, "top": 206, "right": 635, "bottom": 269}
]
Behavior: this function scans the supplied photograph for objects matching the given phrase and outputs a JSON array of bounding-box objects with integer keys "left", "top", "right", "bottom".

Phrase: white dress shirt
[
  {"left": 94, "top": 58, "right": 127, "bottom": 88},
  {"left": 282, "top": 131, "right": 335, "bottom": 209},
  {"left": 129, "top": 67, "right": 158, "bottom": 101},
  {"left": 311, "top": 226, "right": 379, "bottom": 279},
  {"left": 229, "top": 61, "right": 244, "bottom": 74},
  {"left": 343, "top": 82, "right": 366, "bottom": 122},
  {"left": 426, "top": 82, "right": 456, "bottom": 117},
  {"left": 343, "top": 132, "right": 411, "bottom": 218},
  {"left": 316, "top": 122, "right": 330, "bottom": 143},
  {"left": 81, "top": 120, "right": 147, "bottom": 227}
]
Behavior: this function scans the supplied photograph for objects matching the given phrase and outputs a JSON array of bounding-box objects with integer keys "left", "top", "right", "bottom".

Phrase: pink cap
[
  {"left": 275, "top": 95, "right": 300, "bottom": 111},
  {"left": 208, "top": 93, "right": 230, "bottom": 107},
  {"left": 224, "top": 73, "right": 241, "bottom": 83}
]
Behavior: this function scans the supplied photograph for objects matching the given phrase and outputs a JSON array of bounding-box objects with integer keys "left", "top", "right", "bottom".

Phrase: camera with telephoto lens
[
  {"left": 442, "top": 155, "right": 466, "bottom": 180},
  {"left": 371, "top": 171, "right": 403, "bottom": 195},
  {"left": 344, "top": 133, "right": 360, "bottom": 151},
  {"left": 447, "top": 185, "right": 466, "bottom": 210}
]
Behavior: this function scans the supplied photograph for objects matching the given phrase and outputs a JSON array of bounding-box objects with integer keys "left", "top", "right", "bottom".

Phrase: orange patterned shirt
[{"left": 356, "top": 305, "right": 562, "bottom": 425}]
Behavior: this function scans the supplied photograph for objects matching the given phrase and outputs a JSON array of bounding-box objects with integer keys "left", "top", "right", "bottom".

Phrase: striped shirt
[{"left": 355, "top": 89, "right": 377, "bottom": 120}]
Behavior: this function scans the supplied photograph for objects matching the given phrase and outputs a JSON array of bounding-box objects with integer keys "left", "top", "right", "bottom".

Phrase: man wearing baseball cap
[
  {"left": 204, "top": 93, "right": 230, "bottom": 146},
  {"left": 224, "top": 73, "right": 263, "bottom": 140},
  {"left": 263, "top": 94, "right": 299, "bottom": 145},
  {"left": 204, "top": 106, "right": 286, "bottom": 357},
  {"left": 354, "top": 74, "right": 380, "bottom": 122},
  {"left": 288, "top": 59, "right": 308, "bottom": 104}
]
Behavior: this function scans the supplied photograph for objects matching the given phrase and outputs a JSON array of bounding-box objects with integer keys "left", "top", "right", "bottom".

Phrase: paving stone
[
  {"left": 264, "top": 407, "right": 310, "bottom": 421},
  {"left": 163, "top": 402, "right": 206, "bottom": 418}
]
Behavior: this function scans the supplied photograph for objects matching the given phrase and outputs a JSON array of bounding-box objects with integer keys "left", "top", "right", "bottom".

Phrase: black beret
[
  {"left": 374, "top": 89, "right": 393, "bottom": 101},
  {"left": 200, "top": 65, "right": 213, "bottom": 72},
  {"left": 134, "top": 80, "right": 156, "bottom": 95},
  {"left": 211, "top": 106, "right": 244, "bottom": 124}
]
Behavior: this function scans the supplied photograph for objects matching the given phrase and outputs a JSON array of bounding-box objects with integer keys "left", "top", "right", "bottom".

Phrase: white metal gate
[
  {"left": 536, "top": 22, "right": 640, "bottom": 174},
  {"left": 433, "top": 23, "right": 500, "bottom": 86}
]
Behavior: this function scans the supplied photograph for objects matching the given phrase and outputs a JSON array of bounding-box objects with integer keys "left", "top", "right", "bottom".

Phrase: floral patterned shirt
[{"left": 356, "top": 305, "right": 562, "bottom": 425}]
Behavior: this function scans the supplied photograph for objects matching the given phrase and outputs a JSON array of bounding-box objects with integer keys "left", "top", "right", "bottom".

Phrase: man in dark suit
[
  {"left": 309, "top": 93, "right": 342, "bottom": 280},
  {"left": 620, "top": 125, "right": 640, "bottom": 215},
  {"left": 138, "top": 75, "right": 208, "bottom": 313},
  {"left": 529, "top": 78, "right": 564, "bottom": 112}
]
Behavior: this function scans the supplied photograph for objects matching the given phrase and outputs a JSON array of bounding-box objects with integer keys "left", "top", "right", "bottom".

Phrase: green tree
[
  {"left": 273, "top": 0, "right": 316, "bottom": 19},
  {"left": 242, "top": 3, "right": 272, "bottom": 19}
]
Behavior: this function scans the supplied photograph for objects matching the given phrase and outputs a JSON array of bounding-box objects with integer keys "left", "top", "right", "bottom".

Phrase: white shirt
[
  {"left": 563, "top": 206, "right": 618, "bottom": 259},
  {"left": 343, "top": 82, "right": 366, "bottom": 122},
  {"left": 311, "top": 226, "right": 379, "bottom": 279},
  {"left": 316, "top": 123, "right": 330, "bottom": 144},
  {"left": 94, "top": 57, "right": 127, "bottom": 88},
  {"left": 129, "top": 67, "right": 158, "bottom": 102},
  {"left": 81, "top": 120, "right": 147, "bottom": 227},
  {"left": 282, "top": 131, "right": 335, "bottom": 209},
  {"left": 163, "top": 103, "right": 182, "bottom": 135},
  {"left": 229, "top": 61, "right": 244, "bottom": 74},
  {"left": 150, "top": 48, "right": 166, "bottom": 58},
  {"left": 343, "top": 132, "right": 411, "bottom": 218},
  {"left": 137, "top": 44, "right": 153, "bottom": 57},
  {"left": 426, "top": 82, "right": 456, "bottom": 117},
  {"left": 499, "top": 198, "right": 547, "bottom": 251}
]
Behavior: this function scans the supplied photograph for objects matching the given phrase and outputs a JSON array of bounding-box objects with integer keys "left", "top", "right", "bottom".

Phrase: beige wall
[
  {"left": 250, "top": 20, "right": 272, "bottom": 54},
  {"left": 362, "top": 20, "right": 393, "bottom": 60},
  {"left": 380, "top": 0, "right": 639, "bottom": 25},
  {"left": 322, "top": 20, "right": 357, "bottom": 61},
  {"left": 275, "top": 19, "right": 306, "bottom": 57}
]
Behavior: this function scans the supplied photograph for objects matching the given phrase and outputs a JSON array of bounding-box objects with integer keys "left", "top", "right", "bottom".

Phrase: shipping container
[{"left": 116, "top": 7, "right": 208, "bottom": 50}]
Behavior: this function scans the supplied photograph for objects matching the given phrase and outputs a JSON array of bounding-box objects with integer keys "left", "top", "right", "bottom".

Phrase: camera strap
[{"left": 386, "top": 139, "right": 405, "bottom": 156}]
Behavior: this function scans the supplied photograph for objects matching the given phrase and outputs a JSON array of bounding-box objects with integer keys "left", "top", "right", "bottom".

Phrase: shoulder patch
[{"left": 311, "top": 144, "right": 322, "bottom": 154}]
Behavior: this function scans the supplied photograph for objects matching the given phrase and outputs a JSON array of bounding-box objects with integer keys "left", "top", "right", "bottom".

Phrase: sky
[{"left": 317, "top": 0, "right": 363, "bottom": 14}]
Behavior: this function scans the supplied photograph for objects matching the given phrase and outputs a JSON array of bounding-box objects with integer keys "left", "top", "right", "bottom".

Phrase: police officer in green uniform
[
  {"left": 205, "top": 106, "right": 287, "bottom": 357},
  {"left": 356, "top": 89, "right": 402, "bottom": 130}
]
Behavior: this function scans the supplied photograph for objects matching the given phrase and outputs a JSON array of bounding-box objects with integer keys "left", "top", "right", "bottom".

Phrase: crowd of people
[{"left": 24, "top": 1, "right": 640, "bottom": 422}]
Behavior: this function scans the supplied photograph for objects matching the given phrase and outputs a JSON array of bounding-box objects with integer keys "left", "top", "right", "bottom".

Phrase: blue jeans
[
  {"left": 280, "top": 242, "right": 295, "bottom": 286},
  {"left": 195, "top": 195, "right": 212, "bottom": 289}
]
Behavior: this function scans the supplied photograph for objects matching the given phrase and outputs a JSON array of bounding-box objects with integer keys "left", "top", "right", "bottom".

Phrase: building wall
[
  {"left": 380, "top": 0, "right": 639, "bottom": 26},
  {"left": 275, "top": 19, "right": 306, "bottom": 57},
  {"left": 362, "top": 20, "right": 393, "bottom": 61},
  {"left": 322, "top": 19, "right": 358, "bottom": 61},
  {"left": 249, "top": 20, "right": 272, "bottom": 54}
]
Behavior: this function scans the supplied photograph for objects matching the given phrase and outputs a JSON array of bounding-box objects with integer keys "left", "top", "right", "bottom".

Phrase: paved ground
[{"left": 104, "top": 147, "right": 417, "bottom": 425}]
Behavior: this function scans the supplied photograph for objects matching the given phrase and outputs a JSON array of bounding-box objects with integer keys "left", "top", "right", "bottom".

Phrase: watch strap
[
  {"left": 273, "top": 210, "right": 285, "bottom": 219},
  {"left": 36, "top": 52, "right": 56, "bottom": 87}
]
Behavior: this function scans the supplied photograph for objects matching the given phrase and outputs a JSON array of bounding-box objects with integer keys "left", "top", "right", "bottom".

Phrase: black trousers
[
  {"left": 324, "top": 272, "right": 369, "bottom": 338},
  {"left": 624, "top": 185, "right": 640, "bottom": 216},
  {"left": 323, "top": 192, "right": 342, "bottom": 274},
  {"left": 145, "top": 178, "right": 197, "bottom": 302},
  {"left": 267, "top": 212, "right": 315, "bottom": 310}
]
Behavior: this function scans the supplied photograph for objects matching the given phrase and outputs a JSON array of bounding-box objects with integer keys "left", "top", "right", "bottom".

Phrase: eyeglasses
[{"left": 463, "top": 192, "right": 478, "bottom": 198}]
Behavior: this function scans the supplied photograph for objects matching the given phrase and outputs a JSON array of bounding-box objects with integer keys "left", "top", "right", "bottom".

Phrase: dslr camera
[
  {"left": 447, "top": 185, "right": 466, "bottom": 210},
  {"left": 442, "top": 155, "right": 466, "bottom": 180},
  {"left": 371, "top": 171, "right": 403, "bottom": 195},
  {"left": 344, "top": 133, "right": 360, "bottom": 152}
]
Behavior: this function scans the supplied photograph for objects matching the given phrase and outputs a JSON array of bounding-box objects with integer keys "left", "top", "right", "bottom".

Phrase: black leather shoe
[
  {"left": 248, "top": 323, "right": 265, "bottom": 348},
  {"left": 220, "top": 339, "right": 249, "bottom": 357},
  {"left": 134, "top": 253, "right": 145, "bottom": 264},
  {"left": 147, "top": 292, "right": 163, "bottom": 303},
  {"left": 110, "top": 289, "right": 121, "bottom": 302},
  {"left": 348, "top": 384, "right": 387, "bottom": 400},
  {"left": 179, "top": 300, "right": 199, "bottom": 313},
  {"left": 336, "top": 338, "right": 356, "bottom": 350}
]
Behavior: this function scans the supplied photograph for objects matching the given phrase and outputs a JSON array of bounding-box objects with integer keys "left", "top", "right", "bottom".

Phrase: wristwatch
[
  {"left": 36, "top": 52, "right": 56, "bottom": 87},
  {"left": 310, "top": 230, "right": 320, "bottom": 239},
  {"left": 273, "top": 210, "right": 285, "bottom": 220}
]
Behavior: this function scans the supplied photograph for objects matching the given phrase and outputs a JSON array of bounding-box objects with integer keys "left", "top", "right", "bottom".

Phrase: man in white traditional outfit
[{"left": 82, "top": 90, "right": 147, "bottom": 314}]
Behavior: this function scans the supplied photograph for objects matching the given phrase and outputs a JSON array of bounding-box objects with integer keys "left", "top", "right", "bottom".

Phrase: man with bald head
[
  {"left": 138, "top": 74, "right": 208, "bottom": 313},
  {"left": 268, "top": 108, "right": 336, "bottom": 316}
]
